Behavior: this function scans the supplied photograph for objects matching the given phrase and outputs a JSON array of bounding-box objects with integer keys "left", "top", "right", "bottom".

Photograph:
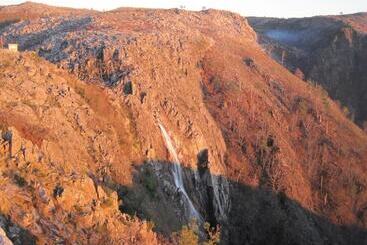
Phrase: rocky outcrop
[
  {"left": 0, "top": 228, "right": 13, "bottom": 245},
  {"left": 0, "top": 50, "right": 157, "bottom": 244},
  {"left": 0, "top": 215, "right": 35, "bottom": 245}
]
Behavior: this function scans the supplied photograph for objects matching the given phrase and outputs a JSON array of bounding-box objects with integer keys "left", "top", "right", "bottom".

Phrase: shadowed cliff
[
  {"left": 115, "top": 161, "right": 367, "bottom": 245},
  {"left": 248, "top": 14, "right": 367, "bottom": 126}
]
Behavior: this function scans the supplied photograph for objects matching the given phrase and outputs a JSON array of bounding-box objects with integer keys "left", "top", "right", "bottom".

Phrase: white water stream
[{"left": 158, "top": 123, "right": 202, "bottom": 221}]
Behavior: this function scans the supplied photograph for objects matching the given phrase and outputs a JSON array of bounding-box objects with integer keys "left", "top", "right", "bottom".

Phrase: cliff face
[
  {"left": 249, "top": 13, "right": 367, "bottom": 125},
  {"left": 0, "top": 3, "right": 367, "bottom": 245},
  {"left": 0, "top": 50, "right": 157, "bottom": 244}
]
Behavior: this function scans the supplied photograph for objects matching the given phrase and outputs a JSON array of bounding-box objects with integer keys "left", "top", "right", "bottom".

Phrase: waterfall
[{"left": 158, "top": 123, "right": 202, "bottom": 221}]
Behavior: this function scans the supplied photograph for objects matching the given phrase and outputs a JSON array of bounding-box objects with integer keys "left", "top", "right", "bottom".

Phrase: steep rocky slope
[
  {"left": 249, "top": 13, "right": 367, "bottom": 126},
  {"left": 0, "top": 3, "right": 367, "bottom": 244},
  {"left": 333, "top": 12, "right": 367, "bottom": 33},
  {"left": 0, "top": 50, "right": 157, "bottom": 244}
]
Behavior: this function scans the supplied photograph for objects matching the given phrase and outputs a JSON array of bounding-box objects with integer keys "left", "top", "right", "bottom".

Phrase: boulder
[{"left": 0, "top": 227, "right": 13, "bottom": 245}]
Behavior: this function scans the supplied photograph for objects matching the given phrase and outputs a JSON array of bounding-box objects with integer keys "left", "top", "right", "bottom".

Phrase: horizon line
[{"left": 1, "top": 1, "right": 366, "bottom": 19}]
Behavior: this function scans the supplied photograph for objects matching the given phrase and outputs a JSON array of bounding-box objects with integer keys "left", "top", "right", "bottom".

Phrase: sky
[{"left": 2, "top": 0, "right": 367, "bottom": 18}]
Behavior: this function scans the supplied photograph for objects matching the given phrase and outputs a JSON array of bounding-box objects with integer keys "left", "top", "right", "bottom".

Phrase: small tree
[
  {"left": 342, "top": 106, "right": 350, "bottom": 118},
  {"left": 204, "top": 223, "right": 221, "bottom": 245},
  {"left": 0, "top": 36, "right": 4, "bottom": 49},
  {"left": 177, "top": 220, "right": 199, "bottom": 245},
  {"left": 363, "top": 121, "right": 367, "bottom": 133},
  {"left": 294, "top": 68, "right": 305, "bottom": 80},
  {"left": 281, "top": 50, "right": 286, "bottom": 65}
]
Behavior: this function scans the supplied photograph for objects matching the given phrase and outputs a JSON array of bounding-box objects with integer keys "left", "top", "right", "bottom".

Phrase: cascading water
[{"left": 158, "top": 123, "right": 202, "bottom": 221}]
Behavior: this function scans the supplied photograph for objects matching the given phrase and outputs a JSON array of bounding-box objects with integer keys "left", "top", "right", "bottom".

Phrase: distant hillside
[
  {"left": 249, "top": 13, "right": 367, "bottom": 126},
  {"left": 333, "top": 12, "right": 367, "bottom": 33},
  {"left": 0, "top": 1, "right": 95, "bottom": 30}
]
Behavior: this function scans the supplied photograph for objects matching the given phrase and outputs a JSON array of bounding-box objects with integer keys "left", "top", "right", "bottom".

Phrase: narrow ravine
[{"left": 158, "top": 123, "right": 202, "bottom": 222}]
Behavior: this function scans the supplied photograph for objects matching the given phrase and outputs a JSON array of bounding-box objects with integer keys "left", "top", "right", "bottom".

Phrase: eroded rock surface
[{"left": 0, "top": 3, "right": 367, "bottom": 245}]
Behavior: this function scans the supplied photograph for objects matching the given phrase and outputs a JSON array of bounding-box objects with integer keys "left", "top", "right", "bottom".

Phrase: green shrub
[
  {"left": 224, "top": 80, "right": 240, "bottom": 93},
  {"left": 211, "top": 76, "right": 222, "bottom": 93},
  {"left": 0, "top": 122, "right": 8, "bottom": 132},
  {"left": 101, "top": 196, "right": 115, "bottom": 209},
  {"left": 46, "top": 96, "right": 61, "bottom": 108},
  {"left": 295, "top": 98, "right": 309, "bottom": 116},
  {"left": 29, "top": 52, "right": 42, "bottom": 62},
  {"left": 142, "top": 168, "right": 157, "bottom": 197},
  {"left": 146, "top": 220, "right": 155, "bottom": 231},
  {"left": 322, "top": 96, "right": 329, "bottom": 110},
  {"left": 342, "top": 106, "right": 350, "bottom": 117},
  {"left": 13, "top": 173, "right": 27, "bottom": 187},
  {"left": 177, "top": 220, "right": 199, "bottom": 245},
  {"left": 363, "top": 121, "right": 367, "bottom": 132},
  {"left": 75, "top": 86, "right": 86, "bottom": 99}
]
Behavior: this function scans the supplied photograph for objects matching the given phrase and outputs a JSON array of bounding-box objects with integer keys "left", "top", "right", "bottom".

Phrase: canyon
[
  {"left": 249, "top": 13, "right": 367, "bottom": 126},
  {"left": 0, "top": 2, "right": 366, "bottom": 244}
]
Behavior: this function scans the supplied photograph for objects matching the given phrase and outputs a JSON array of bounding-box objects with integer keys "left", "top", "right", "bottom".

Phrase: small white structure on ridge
[{"left": 8, "top": 44, "right": 18, "bottom": 52}]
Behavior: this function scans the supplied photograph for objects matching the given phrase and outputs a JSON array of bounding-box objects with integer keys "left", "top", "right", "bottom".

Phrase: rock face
[
  {"left": 0, "top": 51, "right": 157, "bottom": 244},
  {"left": 0, "top": 3, "right": 367, "bottom": 245},
  {"left": 0, "top": 215, "right": 35, "bottom": 245},
  {"left": 249, "top": 13, "right": 367, "bottom": 126},
  {"left": 0, "top": 228, "right": 13, "bottom": 245}
]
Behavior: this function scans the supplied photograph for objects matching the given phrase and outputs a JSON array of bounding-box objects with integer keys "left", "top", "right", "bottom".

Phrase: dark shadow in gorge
[
  {"left": 0, "top": 214, "right": 36, "bottom": 245},
  {"left": 112, "top": 160, "right": 367, "bottom": 245}
]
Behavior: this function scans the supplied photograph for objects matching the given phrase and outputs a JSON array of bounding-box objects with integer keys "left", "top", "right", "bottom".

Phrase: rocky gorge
[
  {"left": 249, "top": 13, "right": 367, "bottom": 126},
  {"left": 0, "top": 2, "right": 366, "bottom": 244}
]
